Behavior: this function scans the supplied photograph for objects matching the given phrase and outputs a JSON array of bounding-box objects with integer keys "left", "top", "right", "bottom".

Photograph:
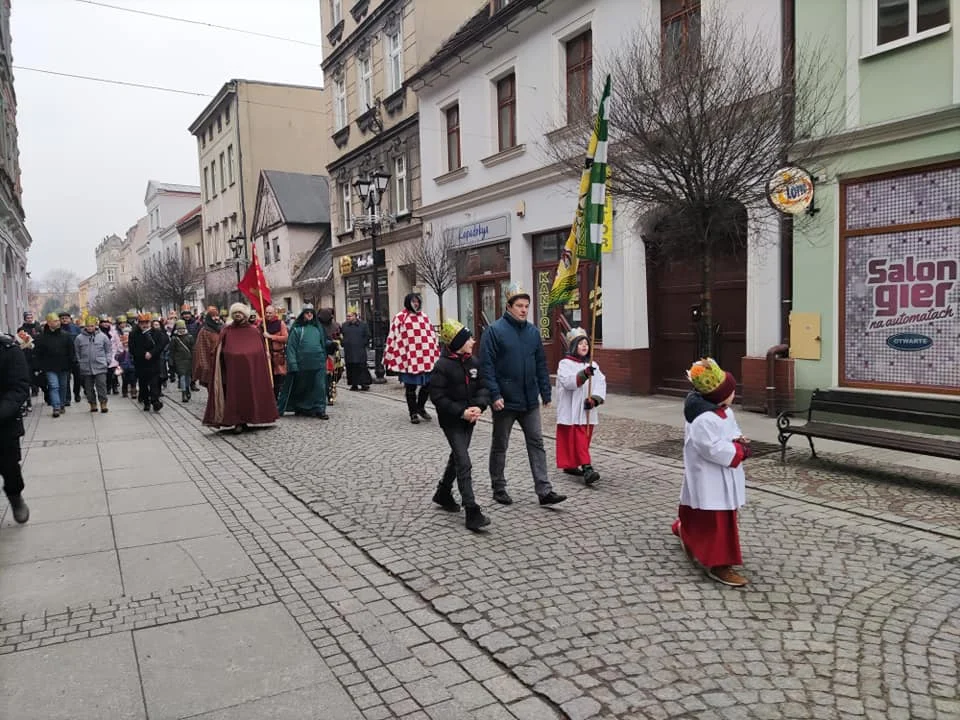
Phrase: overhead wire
[{"left": 73, "top": 0, "right": 324, "bottom": 48}]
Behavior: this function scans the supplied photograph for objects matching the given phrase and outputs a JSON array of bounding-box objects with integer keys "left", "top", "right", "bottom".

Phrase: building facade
[
  {"left": 411, "top": 0, "right": 784, "bottom": 394},
  {"left": 94, "top": 233, "right": 123, "bottom": 301},
  {"left": 251, "top": 170, "right": 331, "bottom": 314},
  {"left": 0, "top": 0, "right": 30, "bottom": 333},
  {"left": 322, "top": 0, "right": 479, "bottom": 325},
  {"left": 792, "top": 0, "right": 959, "bottom": 401},
  {"left": 188, "top": 80, "right": 328, "bottom": 308},
  {"left": 142, "top": 181, "right": 202, "bottom": 272},
  {"left": 176, "top": 205, "right": 204, "bottom": 311}
]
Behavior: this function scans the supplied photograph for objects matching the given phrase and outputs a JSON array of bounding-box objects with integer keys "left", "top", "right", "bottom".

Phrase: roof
[
  {"left": 294, "top": 231, "right": 333, "bottom": 286},
  {"left": 407, "top": 0, "right": 540, "bottom": 85},
  {"left": 175, "top": 205, "right": 202, "bottom": 228},
  {"left": 263, "top": 171, "right": 330, "bottom": 225},
  {"left": 144, "top": 180, "right": 201, "bottom": 204}
]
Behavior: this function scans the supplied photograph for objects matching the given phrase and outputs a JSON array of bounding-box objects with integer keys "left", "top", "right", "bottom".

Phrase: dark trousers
[
  {"left": 82, "top": 373, "right": 108, "bottom": 405},
  {"left": 137, "top": 370, "right": 161, "bottom": 407},
  {"left": 273, "top": 374, "right": 284, "bottom": 401},
  {"left": 439, "top": 422, "right": 476, "bottom": 507},
  {"left": 405, "top": 383, "right": 429, "bottom": 416},
  {"left": 0, "top": 440, "right": 24, "bottom": 498},
  {"left": 106, "top": 370, "right": 119, "bottom": 394},
  {"left": 71, "top": 365, "right": 82, "bottom": 401},
  {"left": 121, "top": 370, "right": 136, "bottom": 396},
  {"left": 490, "top": 407, "right": 552, "bottom": 497}
]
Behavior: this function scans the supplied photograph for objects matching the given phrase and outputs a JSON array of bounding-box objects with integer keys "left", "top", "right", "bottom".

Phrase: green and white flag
[{"left": 576, "top": 74, "right": 611, "bottom": 263}]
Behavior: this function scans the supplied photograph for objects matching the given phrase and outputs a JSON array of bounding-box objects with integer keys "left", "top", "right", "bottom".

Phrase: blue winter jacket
[{"left": 479, "top": 311, "right": 551, "bottom": 412}]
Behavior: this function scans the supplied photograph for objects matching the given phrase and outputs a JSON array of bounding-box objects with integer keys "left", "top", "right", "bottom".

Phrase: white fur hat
[{"left": 229, "top": 302, "right": 251, "bottom": 318}]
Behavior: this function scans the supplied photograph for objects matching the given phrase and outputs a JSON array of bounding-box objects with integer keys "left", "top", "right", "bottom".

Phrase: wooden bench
[{"left": 776, "top": 389, "right": 960, "bottom": 463}]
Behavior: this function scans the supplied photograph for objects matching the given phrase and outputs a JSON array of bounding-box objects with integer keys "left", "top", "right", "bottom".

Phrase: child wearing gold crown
[
  {"left": 555, "top": 327, "right": 606, "bottom": 485},
  {"left": 672, "top": 358, "right": 752, "bottom": 587},
  {"left": 429, "top": 318, "right": 492, "bottom": 531}
]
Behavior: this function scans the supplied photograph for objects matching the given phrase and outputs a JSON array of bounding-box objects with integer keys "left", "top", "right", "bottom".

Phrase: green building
[{"left": 791, "top": 0, "right": 959, "bottom": 403}]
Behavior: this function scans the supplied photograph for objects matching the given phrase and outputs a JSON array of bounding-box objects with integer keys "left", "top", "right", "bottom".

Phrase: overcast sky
[{"left": 12, "top": 0, "right": 323, "bottom": 285}]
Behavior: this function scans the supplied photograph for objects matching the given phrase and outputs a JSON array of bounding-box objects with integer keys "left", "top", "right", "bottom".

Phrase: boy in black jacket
[{"left": 430, "top": 319, "right": 491, "bottom": 531}]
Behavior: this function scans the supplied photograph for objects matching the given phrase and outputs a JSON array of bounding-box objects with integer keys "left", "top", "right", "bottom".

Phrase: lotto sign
[{"left": 842, "top": 227, "right": 960, "bottom": 391}]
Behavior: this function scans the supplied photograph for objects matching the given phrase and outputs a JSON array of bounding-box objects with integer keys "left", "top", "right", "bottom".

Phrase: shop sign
[
  {"left": 340, "top": 252, "right": 382, "bottom": 275},
  {"left": 338, "top": 256, "right": 353, "bottom": 275},
  {"left": 443, "top": 215, "right": 510, "bottom": 248},
  {"left": 536, "top": 270, "right": 552, "bottom": 340},
  {"left": 843, "top": 231, "right": 960, "bottom": 390},
  {"left": 767, "top": 166, "right": 815, "bottom": 215}
]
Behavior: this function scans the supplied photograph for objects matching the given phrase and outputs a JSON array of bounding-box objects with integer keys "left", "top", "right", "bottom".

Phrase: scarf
[
  {"left": 266, "top": 318, "right": 282, "bottom": 334},
  {"left": 203, "top": 314, "right": 222, "bottom": 333}
]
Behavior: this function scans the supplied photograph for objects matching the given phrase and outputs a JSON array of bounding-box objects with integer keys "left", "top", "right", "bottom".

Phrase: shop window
[{"left": 532, "top": 229, "right": 602, "bottom": 343}]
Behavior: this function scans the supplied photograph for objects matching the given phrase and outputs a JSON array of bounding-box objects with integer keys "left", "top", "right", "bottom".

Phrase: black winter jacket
[
  {"left": 33, "top": 325, "right": 75, "bottom": 372},
  {"left": 129, "top": 327, "right": 169, "bottom": 371},
  {"left": 0, "top": 334, "right": 30, "bottom": 445},
  {"left": 429, "top": 353, "right": 491, "bottom": 428}
]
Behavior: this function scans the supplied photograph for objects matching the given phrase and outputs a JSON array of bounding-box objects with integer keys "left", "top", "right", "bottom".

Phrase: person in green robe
[{"left": 278, "top": 304, "right": 334, "bottom": 419}]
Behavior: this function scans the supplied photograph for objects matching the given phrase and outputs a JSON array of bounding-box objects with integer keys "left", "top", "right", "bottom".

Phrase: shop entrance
[{"left": 456, "top": 242, "right": 511, "bottom": 345}]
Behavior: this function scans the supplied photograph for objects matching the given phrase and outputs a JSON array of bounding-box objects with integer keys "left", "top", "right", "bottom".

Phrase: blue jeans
[
  {"left": 45, "top": 371, "right": 70, "bottom": 410},
  {"left": 178, "top": 373, "right": 192, "bottom": 391}
]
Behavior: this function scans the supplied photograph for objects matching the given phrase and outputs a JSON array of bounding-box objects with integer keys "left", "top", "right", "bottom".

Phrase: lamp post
[
  {"left": 353, "top": 170, "right": 392, "bottom": 382},
  {"left": 228, "top": 233, "right": 246, "bottom": 305}
]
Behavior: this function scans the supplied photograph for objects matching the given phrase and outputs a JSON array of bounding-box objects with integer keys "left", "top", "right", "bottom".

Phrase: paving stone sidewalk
[
  {"left": 174, "top": 385, "right": 960, "bottom": 720},
  {"left": 0, "top": 398, "right": 549, "bottom": 720}
]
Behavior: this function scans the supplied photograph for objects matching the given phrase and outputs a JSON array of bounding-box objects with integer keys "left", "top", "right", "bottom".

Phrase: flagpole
[
  {"left": 586, "top": 259, "right": 600, "bottom": 433},
  {"left": 255, "top": 243, "right": 273, "bottom": 379}
]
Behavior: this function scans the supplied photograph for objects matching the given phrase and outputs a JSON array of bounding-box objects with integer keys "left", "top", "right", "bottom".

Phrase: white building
[
  {"left": 142, "top": 181, "right": 201, "bottom": 274},
  {"left": 410, "top": 0, "right": 783, "bottom": 394}
]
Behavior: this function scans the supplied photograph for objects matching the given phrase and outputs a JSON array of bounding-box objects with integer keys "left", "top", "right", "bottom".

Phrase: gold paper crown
[
  {"left": 686, "top": 358, "right": 727, "bottom": 395},
  {"left": 440, "top": 318, "right": 466, "bottom": 347},
  {"left": 505, "top": 283, "right": 529, "bottom": 304},
  {"left": 565, "top": 327, "right": 588, "bottom": 347}
]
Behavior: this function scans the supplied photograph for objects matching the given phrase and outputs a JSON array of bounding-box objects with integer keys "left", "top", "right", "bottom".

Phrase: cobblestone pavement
[{"left": 172, "top": 385, "right": 960, "bottom": 720}]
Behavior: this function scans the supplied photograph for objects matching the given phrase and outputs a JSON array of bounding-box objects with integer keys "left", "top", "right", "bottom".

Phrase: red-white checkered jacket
[{"left": 383, "top": 309, "right": 439, "bottom": 375}]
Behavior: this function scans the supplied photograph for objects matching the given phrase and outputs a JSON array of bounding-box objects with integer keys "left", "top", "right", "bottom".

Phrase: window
[
  {"left": 340, "top": 183, "right": 353, "bottom": 232},
  {"left": 661, "top": 0, "right": 700, "bottom": 70},
  {"left": 445, "top": 105, "right": 461, "bottom": 171},
  {"left": 394, "top": 155, "right": 408, "bottom": 214},
  {"left": 217, "top": 114, "right": 222, "bottom": 133},
  {"left": 273, "top": 236, "right": 280, "bottom": 263},
  {"left": 263, "top": 237, "right": 271, "bottom": 265},
  {"left": 565, "top": 29, "right": 592, "bottom": 121},
  {"left": 357, "top": 55, "right": 374, "bottom": 110},
  {"left": 871, "top": 0, "right": 950, "bottom": 50},
  {"left": 203, "top": 167, "right": 209, "bottom": 201},
  {"left": 386, "top": 24, "right": 404, "bottom": 94},
  {"left": 493, "top": 0, "right": 511, "bottom": 9},
  {"left": 106, "top": 268, "right": 116, "bottom": 284},
  {"left": 334, "top": 77, "right": 348, "bottom": 130},
  {"left": 227, "top": 145, "right": 235, "bottom": 185},
  {"left": 219, "top": 151, "right": 226, "bottom": 191},
  {"left": 496, "top": 73, "right": 517, "bottom": 151},
  {"left": 211, "top": 160, "right": 217, "bottom": 196},
  {"left": 208, "top": 126, "right": 213, "bottom": 142},
  {"left": 331, "top": 0, "right": 342, "bottom": 25},
  {"left": 225, "top": 104, "right": 231, "bottom": 125}
]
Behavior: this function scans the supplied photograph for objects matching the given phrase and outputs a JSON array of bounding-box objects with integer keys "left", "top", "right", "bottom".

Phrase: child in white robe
[
  {"left": 555, "top": 328, "right": 606, "bottom": 485},
  {"left": 672, "top": 358, "right": 752, "bottom": 587}
]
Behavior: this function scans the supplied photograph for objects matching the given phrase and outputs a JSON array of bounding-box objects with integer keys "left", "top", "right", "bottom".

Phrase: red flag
[{"left": 237, "top": 242, "right": 272, "bottom": 310}]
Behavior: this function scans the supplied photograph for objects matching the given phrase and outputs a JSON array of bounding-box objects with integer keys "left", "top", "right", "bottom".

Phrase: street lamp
[
  {"left": 229, "top": 233, "right": 246, "bottom": 304},
  {"left": 353, "top": 170, "right": 392, "bottom": 382}
]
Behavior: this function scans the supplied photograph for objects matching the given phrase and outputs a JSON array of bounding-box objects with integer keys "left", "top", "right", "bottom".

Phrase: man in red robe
[{"left": 203, "top": 303, "right": 278, "bottom": 433}]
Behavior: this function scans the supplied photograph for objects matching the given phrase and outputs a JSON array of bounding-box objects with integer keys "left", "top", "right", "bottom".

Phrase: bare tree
[
  {"left": 297, "top": 275, "right": 334, "bottom": 309},
  {"left": 43, "top": 268, "right": 80, "bottom": 297},
  {"left": 399, "top": 232, "right": 462, "bottom": 323},
  {"left": 544, "top": 13, "right": 840, "bottom": 354},
  {"left": 141, "top": 255, "right": 204, "bottom": 312}
]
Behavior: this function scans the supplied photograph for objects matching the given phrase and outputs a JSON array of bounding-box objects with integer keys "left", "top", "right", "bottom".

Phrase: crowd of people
[{"left": 1, "top": 287, "right": 753, "bottom": 587}]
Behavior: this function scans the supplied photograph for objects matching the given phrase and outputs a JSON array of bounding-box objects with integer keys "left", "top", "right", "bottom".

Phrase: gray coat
[{"left": 74, "top": 330, "right": 112, "bottom": 376}]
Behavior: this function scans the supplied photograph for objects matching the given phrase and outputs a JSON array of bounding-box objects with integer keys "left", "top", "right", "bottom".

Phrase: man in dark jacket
[
  {"left": 34, "top": 313, "right": 75, "bottom": 417},
  {"left": 129, "top": 313, "right": 169, "bottom": 412},
  {"left": 17, "top": 312, "right": 41, "bottom": 399},
  {"left": 340, "top": 310, "right": 372, "bottom": 391},
  {"left": 431, "top": 319, "right": 491, "bottom": 531},
  {"left": 58, "top": 311, "right": 82, "bottom": 404},
  {"left": 479, "top": 284, "right": 566, "bottom": 507},
  {"left": 1, "top": 333, "right": 31, "bottom": 523}
]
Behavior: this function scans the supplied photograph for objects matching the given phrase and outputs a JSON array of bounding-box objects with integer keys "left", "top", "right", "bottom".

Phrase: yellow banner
[{"left": 602, "top": 174, "right": 613, "bottom": 253}]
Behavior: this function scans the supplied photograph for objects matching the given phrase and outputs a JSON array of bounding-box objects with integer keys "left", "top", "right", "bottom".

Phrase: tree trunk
[
  {"left": 700, "top": 240, "right": 714, "bottom": 359},
  {"left": 437, "top": 294, "right": 445, "bottom": 324}
]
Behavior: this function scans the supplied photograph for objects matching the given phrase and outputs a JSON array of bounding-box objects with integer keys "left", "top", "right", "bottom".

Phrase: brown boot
[
  {"left": 89, "top": 403, "right": 98, "bottom": 413},
  {"left": 100, "top": 401, "right": 109, "bottom": 413},
  {"left": 707, "top": 566, "right": 748, "bottom": 587}
]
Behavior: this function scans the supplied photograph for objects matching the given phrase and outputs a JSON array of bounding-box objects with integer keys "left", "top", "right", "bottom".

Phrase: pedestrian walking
[
  {"left": 33, "top": 313, "right": 74, "bottom": 418},
  {"left": 555, "top": 327, "right": 607, "bottom": 485},
  {"left": 58, "top": 311, "right": 82, "bottom": 405},
  {"left": 277, "top": 304, "right": 334, "bottom": 420},
  {"left": 203, "top": 303, "right": 278, "bottom": 432},
  {"left": 74, "top": 315, "right": 112, "bottom": 413},
  {"left": 479, "top": 284, "right": 566, "bottom": 507},
  {"left": 0, "top": 332, "right": 31, "bottom": 524},
  {"left": 98, "top": 315, "right": 122, "bottom": 395},
  {"left": 170, "top": 320, "right": 195, "bottom": 402},
  {"left": 384, "top": 293, "right": 439, "bottom": 424},
  {"left": 193, "top": 306, "right": 222, "bottom": 389},
  {"left": 340, "top": 309, "right": 372, "bottom": 391},
  {"left": 130, "top": 313, "right": 169, "bottom": 412},
  {"left": 17, "top": 312, "right": 41, "bottom": 405},
  {"left": 262, "top": 305, "right": 288, "bottom": 401},
  {"left": 116, "top": 334, "right": 136, "bottom": 398},
  {"left": 430, "top": 319, "right": 491, "bottom": 531},
  {"left": 672, "top": 357, "right": 751, "bottom": 587}
]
